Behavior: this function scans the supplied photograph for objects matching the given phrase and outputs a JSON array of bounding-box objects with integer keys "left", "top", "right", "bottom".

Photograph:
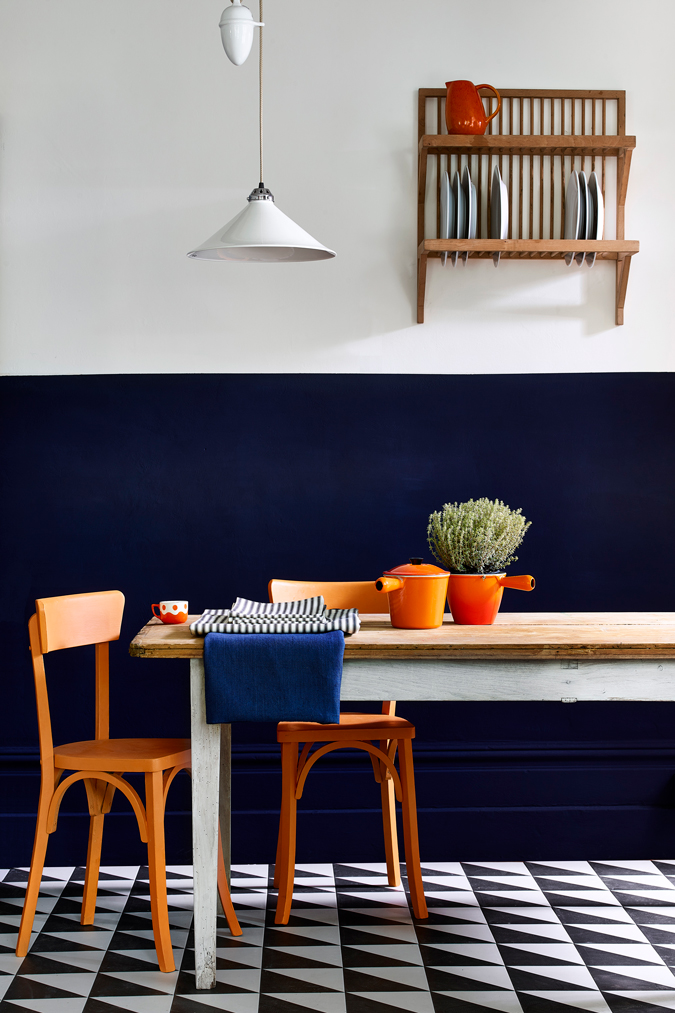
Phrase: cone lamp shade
[{"left": 188, "top": 192, "right": 336, "bottom": 262}]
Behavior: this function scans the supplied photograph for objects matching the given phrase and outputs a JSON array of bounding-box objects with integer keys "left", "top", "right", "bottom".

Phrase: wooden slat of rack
[
  {"left": 508, "top": 97, "right": 514, "bottom": 239},
  {"left": 519, "top": 97, "right": 524, "bottom": 239},
  {"left": 529, "top": 99, "right": 534, "bottom": 243},
  {"left": 421, "top": 239, "right": 639, "bottom": 256},
  {"left": 421, "top": 135, "right": 635, "bottom": 155},
  {"left": 419, "top": 88, "right": 627, "bottom": 100}
]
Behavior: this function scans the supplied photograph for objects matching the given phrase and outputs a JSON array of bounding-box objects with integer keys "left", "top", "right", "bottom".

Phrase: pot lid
[{"left": 384, "top": 557, "right": 449, "bottom": 576}]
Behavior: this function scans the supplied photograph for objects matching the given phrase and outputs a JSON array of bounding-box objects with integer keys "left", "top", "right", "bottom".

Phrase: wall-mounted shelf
[{"left": 417, "top": 88, "right": 639, "bottom": 325}]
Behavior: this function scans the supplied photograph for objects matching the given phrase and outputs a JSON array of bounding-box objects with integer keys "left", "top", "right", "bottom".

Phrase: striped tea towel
[{"left": 190, "top": 596, "right": 361, "bottom": 636}]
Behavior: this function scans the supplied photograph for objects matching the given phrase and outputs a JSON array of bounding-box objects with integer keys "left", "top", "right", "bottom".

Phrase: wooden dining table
[{"left": 130, "top": 611, "right": 675, "bottom": 989}]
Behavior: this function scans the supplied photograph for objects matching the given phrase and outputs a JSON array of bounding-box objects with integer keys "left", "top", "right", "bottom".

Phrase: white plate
[
  {"left": 586, "top": 171, "right": 604, "bottom": 269},
  {"left": 490, "top": 166, "right": 509, "bottom": 266},
  {"left": 575, "top": 171, "right": 588, "bottom": 265},
  {"left": 452, "top": 170, "right": 464, "bottom": 266},
  {"left": 500, "top": 178, "right": 509, "bottom": 238},
  {"left": 469, "top": 181, "right": 477, "bottom": 239},
  {"left": 440, "top": 170, "right": 454, "bottom": 267},
  {"left": 564, "top": 170, "right": 580, "bottom": 266},
  {"left": 461, "top": 166, "right": 474, "bottom": 264}
]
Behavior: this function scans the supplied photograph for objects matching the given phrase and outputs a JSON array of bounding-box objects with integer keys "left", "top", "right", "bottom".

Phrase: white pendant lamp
[
  {"left": 188, "top": 0, "right": 335, "bottom": 263},
  {"left": 219, "top": 0, "right": 263, "bottom": 68}
]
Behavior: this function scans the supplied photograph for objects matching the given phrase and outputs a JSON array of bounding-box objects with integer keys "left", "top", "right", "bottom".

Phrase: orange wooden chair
[
  {"left": 268, "top": 579, "right": 427, "bottom": 924},
  {"left": 16, "top": 590, "right": 240, "bottom": 973}
]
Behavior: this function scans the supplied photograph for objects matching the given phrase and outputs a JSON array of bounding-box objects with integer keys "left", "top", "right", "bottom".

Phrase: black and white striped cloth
[{"left": 190, "top": 596, "right": 361, "bottom": 636}]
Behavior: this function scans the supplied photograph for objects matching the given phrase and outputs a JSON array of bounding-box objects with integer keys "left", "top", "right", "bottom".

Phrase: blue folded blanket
[{"left": 204, "top": 630, "right": 344, "bottom": 724}]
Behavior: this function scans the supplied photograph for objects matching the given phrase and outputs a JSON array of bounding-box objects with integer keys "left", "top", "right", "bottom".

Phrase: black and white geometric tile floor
[{"left": 5, "top": 860, "right": 675, "bottom": 1012}]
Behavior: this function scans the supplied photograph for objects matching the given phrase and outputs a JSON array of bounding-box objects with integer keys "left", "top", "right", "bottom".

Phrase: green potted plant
[{"left": 427, "top": 497, "right": 535, "bottom": 625}]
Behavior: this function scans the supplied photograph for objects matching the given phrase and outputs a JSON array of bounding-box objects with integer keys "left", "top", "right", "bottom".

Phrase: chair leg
[
  {"left": 217, "top": 827, "right": 242, "bottom": 936},
  {"left": 380, "top": 775, "right": 401, "bottom": 887},
  {"left": 16, "top": 784, "right": 52, "bottom": 957},
  {"left": 398, "top": 739, "right": 427, "bottom": 920},
  {"left": 145, "top": 770, "right": 175, "bottom": 972},
  {"left": 81, "top": 813, "right": 105, "bottom": 924},
  {"left": 273, "top": 819, "right": 282, "bottom": 889},
  {"left": 275, "top": 741, "right": 298, "bottom": 925}
]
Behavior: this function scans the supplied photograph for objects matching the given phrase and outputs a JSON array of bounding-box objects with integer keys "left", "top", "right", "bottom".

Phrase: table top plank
[{"left": 129, "top": 613, "right": 675, "bottom": 661}]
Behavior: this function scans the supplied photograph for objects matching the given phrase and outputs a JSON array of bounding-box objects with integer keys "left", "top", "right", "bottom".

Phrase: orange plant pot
[{"left": 447, "top": 573, "right": 535, "bottom": 625}]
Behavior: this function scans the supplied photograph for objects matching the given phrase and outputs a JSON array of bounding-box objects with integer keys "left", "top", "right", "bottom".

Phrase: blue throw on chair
[{"left": 204, "top": 630, "right": 344, "bottom": 724}]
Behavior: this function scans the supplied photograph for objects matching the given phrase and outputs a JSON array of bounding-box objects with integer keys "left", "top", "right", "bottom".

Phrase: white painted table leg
[
  {"left": 190, "top": 658, "right": 220, "bottom": 990},
  {"left": 220, "top": 724, "right": 231, "bottom": 881}
]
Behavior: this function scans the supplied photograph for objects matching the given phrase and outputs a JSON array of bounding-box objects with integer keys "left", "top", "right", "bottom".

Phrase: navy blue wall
[{"left": 2, "top": 373, "right": 675, "bottom": 867}]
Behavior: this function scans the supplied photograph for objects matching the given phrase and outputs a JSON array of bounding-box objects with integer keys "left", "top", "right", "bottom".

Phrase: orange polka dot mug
[{"left": 152, "top": 600, "right": 188, "bottom": 624}]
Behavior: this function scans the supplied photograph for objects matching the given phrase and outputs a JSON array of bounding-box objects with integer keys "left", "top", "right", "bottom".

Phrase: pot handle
[
  {"left": 476, "top": 84, "right": 502, "bottom": 126},
  {"left": 498, "top": 574, "right": 535, "bottom": 591},
  {"left": 375, "top": 576, "right": 404, "bottom": 593}
]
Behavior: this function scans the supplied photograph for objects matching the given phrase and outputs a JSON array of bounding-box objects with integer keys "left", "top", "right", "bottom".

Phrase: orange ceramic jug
[
  {"left": 375, "top": 558, "right": 449, "bottom": 629},
  {"left": 446, "top": 80, "right": 501, "bottom": 135},
  {"left": 447, "top": 573, "right": 534, "bottom": 625}
]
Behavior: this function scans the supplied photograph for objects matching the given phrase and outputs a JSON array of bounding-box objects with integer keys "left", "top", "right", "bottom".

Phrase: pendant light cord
[{"left": 259, "top": 0, "right": 263, "bottom": 185}]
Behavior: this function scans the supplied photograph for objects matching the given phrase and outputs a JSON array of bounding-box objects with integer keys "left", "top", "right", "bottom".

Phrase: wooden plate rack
[{"left": 417, "top": 88, "right": 638, "bottom": 325}]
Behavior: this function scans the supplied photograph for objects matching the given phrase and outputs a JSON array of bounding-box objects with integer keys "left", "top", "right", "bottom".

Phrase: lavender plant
[{"left": 427, "top": 497, "right": 531, "bottom": 574}]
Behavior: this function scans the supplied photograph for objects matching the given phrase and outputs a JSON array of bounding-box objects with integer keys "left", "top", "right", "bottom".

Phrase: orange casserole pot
[{"left": 375, "top": 558, "right": 450, "bottom": 629}]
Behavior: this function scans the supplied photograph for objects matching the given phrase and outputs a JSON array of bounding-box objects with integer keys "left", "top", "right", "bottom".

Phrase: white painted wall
[{"left": 0, "top": 0, "right": 671, "bottom": 375}]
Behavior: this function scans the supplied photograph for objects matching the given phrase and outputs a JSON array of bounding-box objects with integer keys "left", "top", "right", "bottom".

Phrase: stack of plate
[
  {"left": 440, "top": 166, "right": 477, "bottom": 266},
  {"left": 564, "top": 169, "right": 604, "bottom": 267}
]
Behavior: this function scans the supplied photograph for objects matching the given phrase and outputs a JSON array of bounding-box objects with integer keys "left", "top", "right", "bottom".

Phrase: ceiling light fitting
[{"left": 188, "top": 0, "right": 335, "bottom": 263}]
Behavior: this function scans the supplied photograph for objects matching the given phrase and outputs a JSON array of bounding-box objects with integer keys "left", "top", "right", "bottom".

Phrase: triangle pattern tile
[
  {"left": 99, "top": 970, "right": 179, "bottom": 993},
  {"left": 341, "top": 923, "right": 418, "bottom": 944},
  {"left": 431, "top": 990, "right": 525, "bottom": 1013},
  {"left": 264, "top": 945, "right": 342, "bottom": 968},
  {"left": 17, "top": 972, "right": 96, "bottom": 996},
  {"left": 263, "top": 966, "right": 343, "bottom": 990},
  {"left": 3, "top": 1000, "right": 89, "bottom": 1012},
  {"left": 424, "top": 963, "right": 514, "bottom": 990},
  {"left": 342, "top": 944, "right": 422, "bottom": 966},
  {"left": 420, "top": 942, "right": 503, "bottom": 963},
  {"left": 174, "top": 995, "right": 260, "bottom": 1012},
  {"left": 85, "top": 998, "right": 174, "bottom": 1012},
  {"left": 606, "top": 992, "right": 675, "bottom": 1010},
  {"left": 520, "top": 990, "right": 613, "bottom": 1012},
  {"left": 491, "top": 923, "right": 574, "bottom": 943},
  {"left": 343, "top": 966, "right": 428, "bottom": 989},
  {"left": 485, "top": 906, "right": 563, "bottom": 924},
  {"left": 506, "top": 965, "right": 601, "bottom": 989},
  {"left": 577, "top": 944, "right": 664, "bottom": 965},
  {"left": 557, "top": 909, "right": 637, "bottom": 925},
  {"left": 262, "top": 995, "right": 347, "bottom": 1013},
  {"left": 587, "top": 967, "right": 675, "bottom": 988},
  {"left": 498, "top": 943, "right": 585, "bottom": 964},
  {"left": 347, "top": 993, "right": 435, "bottom": 1013}
]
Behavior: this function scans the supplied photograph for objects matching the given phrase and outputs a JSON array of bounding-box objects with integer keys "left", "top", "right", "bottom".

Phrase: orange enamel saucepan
[
  {"left": 375, "top": 558, "right": 450, "bottom": 629},
  {"left": 447, "top": 573, "right": 535, "bottom": 626}
]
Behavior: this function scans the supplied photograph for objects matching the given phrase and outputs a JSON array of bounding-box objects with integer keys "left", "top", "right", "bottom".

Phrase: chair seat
[
  {"left": 277, "top": 712, "right": 415, "bottom": 742},
  {"left": 54, "top": 737, "right": 191, "bottom": 773}
]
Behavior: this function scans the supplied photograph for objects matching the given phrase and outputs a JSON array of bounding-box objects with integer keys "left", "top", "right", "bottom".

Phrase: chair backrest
[
  {"left": 29, "top": 591, "right": 125, "bottom": 767},
  {"left": 36, "top": 590, "right": 124, "bottom": 653},
  {"left": 268, "top": 579, "right": 387, "bottom": 614}
]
